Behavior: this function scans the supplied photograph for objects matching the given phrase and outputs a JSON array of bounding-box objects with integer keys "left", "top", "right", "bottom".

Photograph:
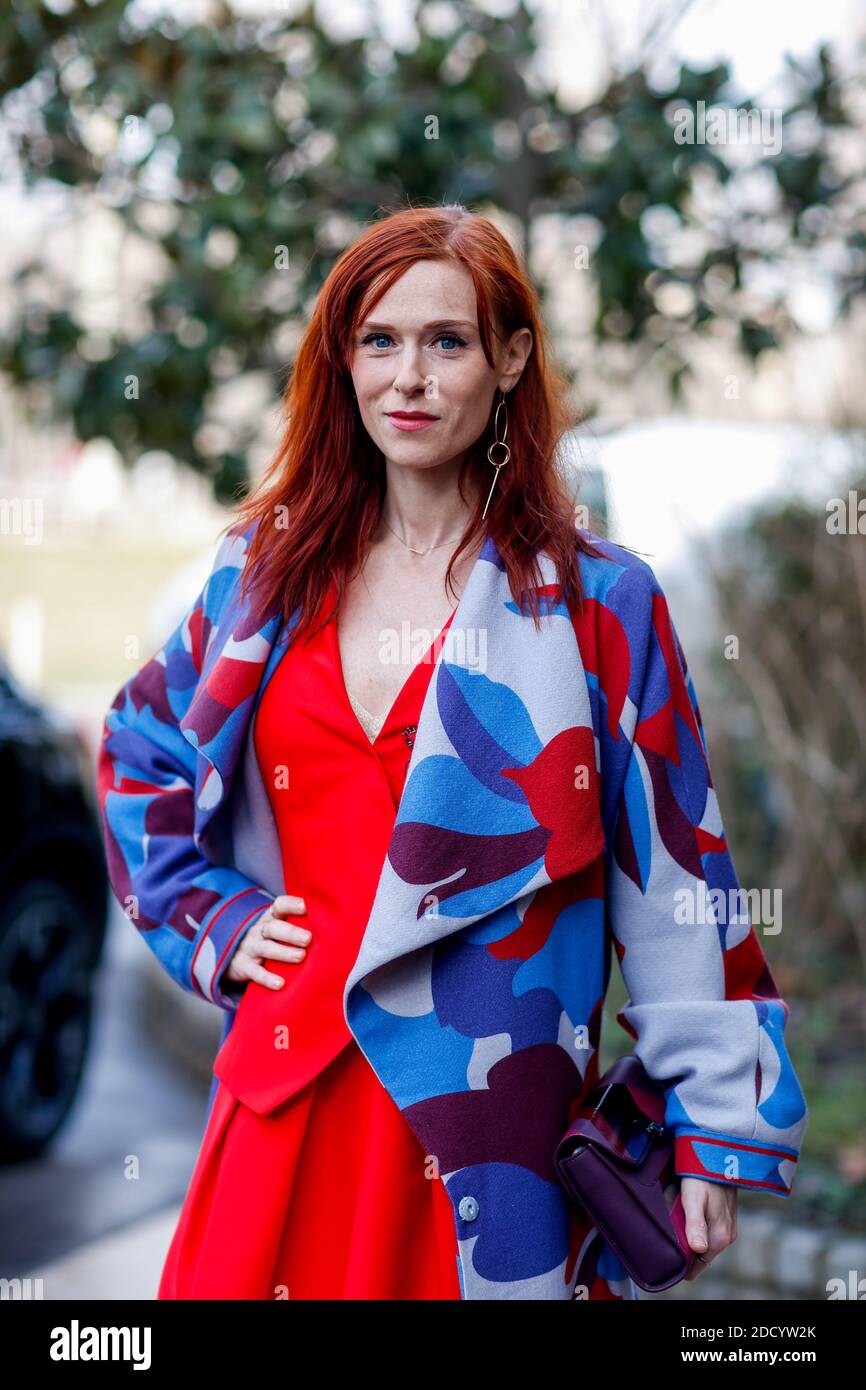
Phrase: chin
[
  {"left": 376, "top": 431, "right": 445, "bottom": 457},
  {"left": 386, "top": 451, "right": 451, "bottom": 471}
]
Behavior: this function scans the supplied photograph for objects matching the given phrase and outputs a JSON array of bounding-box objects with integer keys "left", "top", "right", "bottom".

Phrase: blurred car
[{"left": 0, "top": 651, "right": 109, "bottom": 1161}]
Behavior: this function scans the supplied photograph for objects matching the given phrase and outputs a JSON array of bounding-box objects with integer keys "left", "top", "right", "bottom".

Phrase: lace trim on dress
[{"left": 347, "top": 688, "right": 385, "bottom": 743}]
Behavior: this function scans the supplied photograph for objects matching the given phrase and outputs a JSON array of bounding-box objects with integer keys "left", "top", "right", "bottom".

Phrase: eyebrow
[{"left": 358, "top": 318, "right": 478, "bottom": 333}]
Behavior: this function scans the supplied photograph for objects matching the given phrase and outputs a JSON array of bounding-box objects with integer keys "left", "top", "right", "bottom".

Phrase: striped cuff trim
[{"left": 674, "top": 1130, "right": 798, "bottom": 1196}]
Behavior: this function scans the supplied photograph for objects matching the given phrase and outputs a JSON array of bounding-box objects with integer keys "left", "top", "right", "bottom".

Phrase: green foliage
[{"left": 0, "top": 1, "right": 862, "bottom": 494}]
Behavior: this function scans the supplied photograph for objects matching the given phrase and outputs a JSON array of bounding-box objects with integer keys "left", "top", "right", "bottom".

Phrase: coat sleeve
[
  {"left": 96, "top": 526, "right": 276, "bottom": 1012},
  {"left": 604, "top": 564, "right": 808, "bottom": 1197}
]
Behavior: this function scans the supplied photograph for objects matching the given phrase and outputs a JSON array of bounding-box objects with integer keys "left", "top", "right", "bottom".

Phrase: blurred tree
[
  {"left": 696, "top": 452, "right": 866, "bottom": 1207},
  {"left": 707, "top": 478, "right": 866, "bottom": 980},
  {"left": 0, "top": 0, "right": 862, "bottom": 496}
]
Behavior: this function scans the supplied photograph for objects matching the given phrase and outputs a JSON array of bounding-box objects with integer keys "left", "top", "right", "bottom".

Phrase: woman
[{"left": 97, "top": 204, "right": 808, "bottom": 1302}]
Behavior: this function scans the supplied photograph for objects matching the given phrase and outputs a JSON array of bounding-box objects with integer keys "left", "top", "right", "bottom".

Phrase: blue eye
[{"left": 360, "top": 332, "right": 467, "bottom": 351}]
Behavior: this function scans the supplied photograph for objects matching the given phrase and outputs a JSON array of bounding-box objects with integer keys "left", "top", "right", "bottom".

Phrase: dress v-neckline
[
  {"left": 330, "top": 597, "right": 458, "bottom": 747},
  {"left": 347, "top": 688, "right": 387, "bottom": 742}
]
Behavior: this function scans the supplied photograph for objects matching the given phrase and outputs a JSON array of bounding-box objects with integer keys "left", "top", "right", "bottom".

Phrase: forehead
[{"left": 362, "top": 258, "right": 478, "bottom": 325}]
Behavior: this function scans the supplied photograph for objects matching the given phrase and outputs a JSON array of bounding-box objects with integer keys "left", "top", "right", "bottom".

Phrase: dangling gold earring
[{"left": 482, "top": 388, "right": 510, "bottom": 521}]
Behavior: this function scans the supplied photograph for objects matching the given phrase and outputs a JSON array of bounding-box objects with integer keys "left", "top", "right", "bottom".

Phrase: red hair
[{"left": 230, "top": 202, "right": 603, "bottom": 641}]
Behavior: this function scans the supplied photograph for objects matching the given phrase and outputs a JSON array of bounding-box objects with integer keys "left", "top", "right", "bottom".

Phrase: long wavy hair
[{"left": 229, "top": 202, "right": 604, "bottom": 642}]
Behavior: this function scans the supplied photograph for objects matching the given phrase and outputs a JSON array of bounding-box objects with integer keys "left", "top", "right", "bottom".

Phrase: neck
[{"left": 377, "top": 458, "right": 480, "bottom": 552}]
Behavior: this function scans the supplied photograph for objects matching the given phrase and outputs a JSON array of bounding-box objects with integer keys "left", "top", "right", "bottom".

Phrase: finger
[
  {"left": 257, "top": 940, "right": 309, "bottom": 963},
  {"left": 258, "top": 919, "right": 312, "bottom": 947},
  {"left": 269, "top": 894, "right": 307, "bottom": 917},
  {"left": 242, "top": 959, "right": 286, "bottom": 989},
  {"left": 683, "top": 1203, "right": 710, "bottom": 1259},
  {"left": 707, "top": 1214, "right": 736, "bottom": 1255},
  {"left": 679, "top": 1196, "right": 709, "bottom": 1274}
]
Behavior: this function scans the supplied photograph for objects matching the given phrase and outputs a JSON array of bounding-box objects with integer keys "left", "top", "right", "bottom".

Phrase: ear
[{"left": 498, "top": 326, "right": 533, "bottom": 392}]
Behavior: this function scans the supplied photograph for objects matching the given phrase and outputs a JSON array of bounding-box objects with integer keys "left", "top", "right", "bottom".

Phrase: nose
[{"left": 391, "top": 342, "right": 429, "bottom": 397}]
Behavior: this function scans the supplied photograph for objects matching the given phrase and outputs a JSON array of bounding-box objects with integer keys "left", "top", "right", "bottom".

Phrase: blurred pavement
[
  {"left": 0, "top": 900, "right": 213, "bottom": 1292},
  {"left": 26, "top": 1204, "right": 182, "bottom": 1300}
]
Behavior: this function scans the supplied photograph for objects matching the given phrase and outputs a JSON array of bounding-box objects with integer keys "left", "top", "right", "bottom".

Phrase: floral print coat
[{"left": 97, "top": 519, "right": 808, "bottom": 1300}]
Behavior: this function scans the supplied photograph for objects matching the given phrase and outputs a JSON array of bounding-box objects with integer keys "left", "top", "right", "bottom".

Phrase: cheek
[
  {"left": 353, "top": 362, "right": 397, "bottom": 407},
  {"left": 350, "top": 372, "right": 382, "bottom": 425},
  {"left": 349, "top": 362, "right": 370, "bottom": 397},
  {"left": 444, "top": 385, "right": 494, "bottom": 440}
]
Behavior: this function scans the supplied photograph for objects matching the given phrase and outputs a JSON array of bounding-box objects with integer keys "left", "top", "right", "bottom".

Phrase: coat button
[{"left": 458, "top": 1195, "right": 479, "bottom": 1222}]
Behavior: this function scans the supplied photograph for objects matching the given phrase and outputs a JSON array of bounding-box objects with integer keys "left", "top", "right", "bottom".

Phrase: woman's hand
[
  {"left": 223, "top": 894, "right": 312, "bottom": 991},
  {"left": 680, "top": 1177, "right": 738, "bottom": 1280}
]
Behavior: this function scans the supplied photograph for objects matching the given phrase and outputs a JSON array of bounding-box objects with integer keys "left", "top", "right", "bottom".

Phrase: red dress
[{"left": 158, "top": 583, "right": 463, "bottom": 1300}]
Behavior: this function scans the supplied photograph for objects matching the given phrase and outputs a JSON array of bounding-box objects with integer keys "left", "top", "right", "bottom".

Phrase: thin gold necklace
[{"left": 382, "top": 515, "right": 466, "bottom": 555}]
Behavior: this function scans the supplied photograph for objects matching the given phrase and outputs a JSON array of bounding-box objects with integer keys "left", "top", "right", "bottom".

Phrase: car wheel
[{"left": 0, "top": 879, "right": 95, "bottom": 1161}]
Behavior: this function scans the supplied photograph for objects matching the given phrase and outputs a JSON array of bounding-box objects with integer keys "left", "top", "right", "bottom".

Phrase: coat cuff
[
  {"left": 191, "top": 884, "right": 275, "bottom": 1011},
  {"left": 674, "top": 1126, "right": 800, "bottom": 1197}
]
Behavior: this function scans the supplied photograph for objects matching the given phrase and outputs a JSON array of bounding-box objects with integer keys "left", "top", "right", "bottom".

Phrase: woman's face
[{"left": 348, "top": 258, "right": 532, "bottom": 476}]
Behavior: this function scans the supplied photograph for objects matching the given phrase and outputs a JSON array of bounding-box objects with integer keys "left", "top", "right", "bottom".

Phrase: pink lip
[{"left": 386, "top": 412, "right": 439, "bottom": 432}]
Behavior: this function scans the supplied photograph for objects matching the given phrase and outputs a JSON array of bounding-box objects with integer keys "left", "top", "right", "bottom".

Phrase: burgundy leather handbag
[{"left": 554, "top": 1054, "right": 698, "bottom": 1293}]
